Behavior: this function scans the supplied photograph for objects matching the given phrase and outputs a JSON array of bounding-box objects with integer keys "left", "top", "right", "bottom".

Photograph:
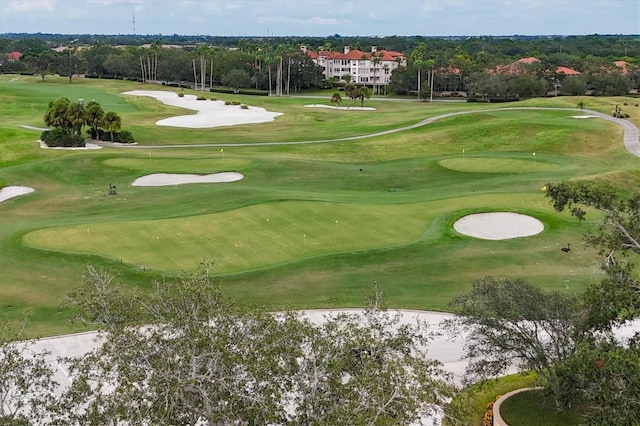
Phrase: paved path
[{"left": 90, "top": 108, "right": 640, "bottom": 159}]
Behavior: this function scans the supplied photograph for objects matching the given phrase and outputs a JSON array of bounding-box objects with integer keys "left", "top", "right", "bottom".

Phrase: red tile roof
[
  {"left": 556, "top": 66, "right": 580, "bottom": 76},
  {"left": 7, "top": 51, "right": 23, "bottom": 60}
]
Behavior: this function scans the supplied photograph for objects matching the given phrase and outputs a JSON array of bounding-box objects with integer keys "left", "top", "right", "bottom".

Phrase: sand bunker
[
  {"left": 0, "top": 186, "right": 35, "bottom": 203},
  {"left": 572, "top": 115, "right": 598, "bottom": 119},
  {"left": 454, "top": 212, "right": 544, "bottom": 240},
  {"left": 123, "top": 90, "right": 282, "bottom": 128},
  {"left": 304, "top": 104, "right": 376, "bottom": 111},
  {"left": 132, "top": 172, "right": 244, "bottom": 187}
]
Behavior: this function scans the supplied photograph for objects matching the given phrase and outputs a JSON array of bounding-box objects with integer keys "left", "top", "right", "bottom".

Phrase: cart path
[{"left": 91, "top": 107, "right": 640, "bottom": 159}]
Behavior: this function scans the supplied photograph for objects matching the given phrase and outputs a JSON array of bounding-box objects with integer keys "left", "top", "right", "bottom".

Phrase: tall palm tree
[
  {"left": 372, "top": 51, "right": 384, "bottom": 95},
  {"left": 410, "top": 42, "right": 428, "bottom": 101}
]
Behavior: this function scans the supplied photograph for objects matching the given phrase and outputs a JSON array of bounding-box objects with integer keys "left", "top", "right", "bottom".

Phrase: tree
[
  {"left": 371, "top": 51, "right": 383, "bottom": 95},
  {"left": 0, "top": 316, "right": 56, "bottom": 424},
  {"left": 66, "top": 102, "right": 86, "bottom": 136},
  {"left": 222, "top": 69, "right": 251, "bottom": 92},
  {"left": 560, "top": 75, "right": 588, "bottom": 96},
  {"left": 344, "top": 82, "right": 358, "bottom": 106},
  {"left": 447, "top": 276, "right": 584, "bottom": 412},
  {"left": 544, "top": 181, "right": 640, "bottom": 329},
  {"left": 330, "top": 92, "right": 342, "bottom": 107},
  {"left": 507, "top": 75, "right": 547, "bottom": 98},
  {"left": 544, "top": 181, "right": 640, "bottom": 423},
  {"left": 25, "top": 50, "right": 57, "bottom": 81},
  {"left": 85, "top": 101, "right": 105, "bottom": 140},
  {"left": 50, "top": 266, "right": 456, "bottom": 425},
  {"left": 102, "top": 111, "right": 121, "bottom": 142},
  {"left": 356, "top": 85, "right": 371, "bottom": 107},
  {"left": 44, "top": 97, "right": 72, "bottom": 129},
  {"left": 409, "top": 42, "right": 429, "bottom": 100}
]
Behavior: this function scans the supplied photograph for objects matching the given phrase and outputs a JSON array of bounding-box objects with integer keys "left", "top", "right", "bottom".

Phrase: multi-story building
[{"left": 303, "top": 45, "right": 407, "bottom": 90}]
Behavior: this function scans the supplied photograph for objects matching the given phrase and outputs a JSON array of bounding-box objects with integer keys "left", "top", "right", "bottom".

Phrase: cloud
[{"left": 6, "top": 0, "right": 56, "bottom": 13}]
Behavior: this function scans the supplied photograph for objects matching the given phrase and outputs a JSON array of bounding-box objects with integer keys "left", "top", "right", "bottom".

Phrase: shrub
[
  {"left": 98, "top": 129, "right": 135, "bottom": 143},
  {"left": 231, "top": 101, "right": 241, "bottom": 106},
  {"left": 116, "top": 130, "right": 135, "bottom": 143},
  {"left": 178, "top": 92, "right": 185, "bottom": 98},
  {"left": 196, "top": 96, "right": 206, "bottom": 101},
  {"left": 225, "top": 100, "right": 231, "bottom": 105},
  {"left": 240, "top": 104, "right": 248, "bottom": 109},
  {"left": 41, "top": 128, "right": 85, "bottom": 148}
]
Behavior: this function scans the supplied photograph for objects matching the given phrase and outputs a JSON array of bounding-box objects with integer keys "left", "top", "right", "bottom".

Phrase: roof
[
  {"left": 556, "top": 66, "right": 580, "bottom": 76},
  {"left": 7, "top": 51, "right": 23, "bottom": 60},
  {"left": 614, "top": 60, "right": 628, "bottom": 74},
  {"left": 308, "top": 48, "right": 405, "bottom": 63}
]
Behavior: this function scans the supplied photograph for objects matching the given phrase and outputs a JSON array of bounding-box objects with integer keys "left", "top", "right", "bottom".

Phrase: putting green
[
  {"left": 24, "top": 200, "right": 440, "bottom": 273},
  {"left": 439, "top": 157, "right": 558, "bottom": 173}
]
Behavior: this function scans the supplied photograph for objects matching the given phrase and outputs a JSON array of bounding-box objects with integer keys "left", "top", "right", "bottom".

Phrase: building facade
[{"left": 303, "top": 45, "right": 407, "bottom": 90}]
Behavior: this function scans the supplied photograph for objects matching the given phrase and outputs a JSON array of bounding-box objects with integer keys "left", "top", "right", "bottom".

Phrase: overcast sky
[{"left": 1, "top": 0, "right": 638, "bottom": 37}]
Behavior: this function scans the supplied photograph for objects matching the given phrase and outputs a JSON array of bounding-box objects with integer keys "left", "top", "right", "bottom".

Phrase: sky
[{"left": 0, "top": 0, "right": 639, "bottom": 37}]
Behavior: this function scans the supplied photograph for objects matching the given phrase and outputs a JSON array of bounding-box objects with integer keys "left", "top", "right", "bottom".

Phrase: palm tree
[
  {"left": 67, "top": 102, "right": 86, "bottom": 136},
  {"left": 410, "top": 42, "right": 428, "bottom": 101},
  {"left": 85, "top": 101, "right": 104, "bottom": 140},
  {"left": 371, "top": 51, "right": 384, "bottom": 95},
  {"left": 103, "top": 111, "right": 121, "bottom": 142},
  {"left": 345, "top": 83, "right": 358, "bottom": 106}
]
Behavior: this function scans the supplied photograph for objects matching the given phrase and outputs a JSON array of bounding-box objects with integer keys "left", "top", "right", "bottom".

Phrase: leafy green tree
[
  {"left": 545, "top": 181, "right": 640, "bottom": 424},
  {"left": 50, "top": 266, "right": 456, "bottom": 425},
  {"left": 544, "top": 181, "right": 640, "bottom": 329},
  {"left": 222, "top": 69, "right": 251, "bottom": 92},
  {"left": 0, "top": 316, "right": 56, "bottom": 424},
  {"left": 25, "top": 50, "right": 57, "bottom": 81},
  {"left": 447, "top": 276, "right": 584, "bottom": 412},
  {"left": 330, "top": 92, "right": 342, "bottom": 107},
  {"left": 507, "top": 75, "right": 547, "bottom": 98},
  {"left": 560, "top": 75, "right": 588, "bottom": 96},
  {"left": 102, "top": 111, "right": 121, "bottom": 142}
]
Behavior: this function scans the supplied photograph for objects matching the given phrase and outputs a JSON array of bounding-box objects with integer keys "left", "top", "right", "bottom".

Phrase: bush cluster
[
  {"left": 41, "top": 128, "right": 85, "bottom": 147},
  {"left": 94, "top": 129, "right": 135, "bottom": 144}
]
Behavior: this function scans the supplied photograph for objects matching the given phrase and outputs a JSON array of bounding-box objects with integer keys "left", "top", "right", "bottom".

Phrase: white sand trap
[
  {"left": 304, "top": 104, "right": 376, "bottom": 111},
  {"left": 454, "top": 212, "right": 544, "bottom": 240},
  {"left": 132, "top": 172, "right": 244, "bottom": 187},
  {"left": 0, "top": 186, "right": 35, "bottom": 202},
  {"left": 572, "top": 115, "right": 598, "bottom": 119},
  {"left": 123, "top": 90, "right": 283, "bottom": 128}
]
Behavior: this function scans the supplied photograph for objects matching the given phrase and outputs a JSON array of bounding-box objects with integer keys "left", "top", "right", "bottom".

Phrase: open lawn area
[{"left": 1, "top": 75, "right": 639, "bottom": 337}]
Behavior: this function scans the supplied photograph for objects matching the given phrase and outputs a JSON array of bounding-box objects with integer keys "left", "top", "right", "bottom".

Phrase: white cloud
[{"left": 6, "top": 0, "right": 56, "bottom": 13}]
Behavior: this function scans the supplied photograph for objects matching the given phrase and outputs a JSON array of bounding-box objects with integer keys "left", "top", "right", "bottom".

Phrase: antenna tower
[{"left": 133, "top": 12, "right": 136, "bottom": 35}]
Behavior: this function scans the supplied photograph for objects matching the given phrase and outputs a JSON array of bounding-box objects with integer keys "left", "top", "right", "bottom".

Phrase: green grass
[
  {"left": 500, "top": 388, "right": 586, "bottom": 425},
  {"left": 1, "top": 74, "right": 639, "bottom": 337},
  {"left": 444, "top": 373, "right": 538, "bottom": 425}
]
